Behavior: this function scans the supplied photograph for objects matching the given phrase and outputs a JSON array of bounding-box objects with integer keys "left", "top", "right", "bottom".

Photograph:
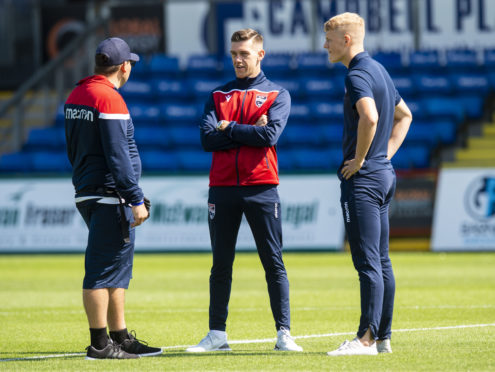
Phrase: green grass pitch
[{"left": 0, "top": 252, "right": 494, "bottom": 371}]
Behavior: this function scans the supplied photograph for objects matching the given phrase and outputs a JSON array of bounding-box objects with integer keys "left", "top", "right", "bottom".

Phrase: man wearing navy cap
[
  {"left": 323, "top": 14, "right": 412, "bottom": 356},
  {"left": 65, "top": 37, "right": 162, "bottom": 359}
]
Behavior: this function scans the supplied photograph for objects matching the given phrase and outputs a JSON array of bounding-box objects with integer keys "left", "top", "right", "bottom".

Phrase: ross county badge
[
  {"left": 255, "top": 94, "right": 267, "bottom": 107},
  {"left": 208, "top": 203, "right": 215, "bottom": 219}
]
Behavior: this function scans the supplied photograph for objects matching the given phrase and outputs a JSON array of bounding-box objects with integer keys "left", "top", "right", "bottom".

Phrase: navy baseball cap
[{"left": 95, "top": 37, "right": 139, "bottom": 66}]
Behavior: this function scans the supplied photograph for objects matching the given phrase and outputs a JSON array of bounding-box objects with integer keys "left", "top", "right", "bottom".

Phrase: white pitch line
[
  {"left": 2, "top": 323, "right": 494, "bottom": 361},
  {"left": 0, "top": 353, "right": 85, "bottom": 362}
]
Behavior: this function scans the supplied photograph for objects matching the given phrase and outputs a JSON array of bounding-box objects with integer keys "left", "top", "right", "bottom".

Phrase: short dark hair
[
  {"left": 231, "top": 28, "right": 263, "bottom": 44},
  {"left": 94, "top": 54, "right": 121, "bottom": 75}
]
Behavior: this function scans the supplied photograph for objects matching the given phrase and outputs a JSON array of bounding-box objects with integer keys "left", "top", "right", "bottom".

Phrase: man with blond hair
[
  {"left": 186, "top": 28, "right": 302, "bottom": 353},
  {"left": 323, "top": 13, "right": 412, "bottom": 356}
]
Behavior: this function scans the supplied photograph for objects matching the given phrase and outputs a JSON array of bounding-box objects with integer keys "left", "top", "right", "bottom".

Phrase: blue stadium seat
[
  {"left": 276, "top": 147, "right": 295, "bottom": 171},
  {"left": 291, "top": 147, "right": 341, "bottom": 170},
  {"left": 149, "top": 54, "right": 181, "bottom": 78},
  {"left": 221, "top": 55, "right": 235, "bottom": 78},
  {"left": 310, "top": 101, "right": 344, "bottom": 122},
  {"left": 484, "top": 49, "right": 495, "bottom": 72},
  {"left": 160, "top": 103, "right": 200, "bottom": 124},
  {"left": 54, "top": 104, "right": 65, "bottom": 126},
  {"left": 319, "top": 124, "right": 343, "bottom": 145},
  {"left": 404, "top": 99, "right": 426, "bottom": 120},
  {"left": 445, "top": 48, "right": 479, "bottom": 70},
  {"left": 392, "top": 145, "right": 430, "bottom": 169},
  {"left": 129, "top": 57, "right": 150, "bottom": 80},
  {"left": 186, "top": 54, "right": 221, "bottom": 79},
  {"left": 407, "top": 120, "right": 457, "bottom": 146},
  {"left": 140, "top": 150, "right": 178, "bottom": 172},
  {"left": 404, "top": 123, "right": 439, "bottom": 147},
  {"left": 271, "top": 79, "right": 303, "bottom": 98},
  {"left": 168, "top": 127, "right": 201, "bottom": 148},
  {"left": 0, "top": 152, "right": 33, "bottom": 172},
  {"left": 260, "top": 53, "right": 294, "bottom": 78},
  {"left": 413, "top": 74, "right": 452, "bottom": 94},
  {"left": 392, "top": 75, "right": 415, "bottom": 98},
  {"left": 119, "top": 79, "right": 153, "bottom": 101},
  {"left": 153, "top": 79, "right": 189, "bottom": 100},
  {"left": 449, "top": 73, "right": 491, "bottom": 95},
  {"left": 188, "top": 79, "right": 223, "bottom": 102},
  {"left": 302, "top": 77, "right": 343, "bottom": 99},
  {"left": 295, "top": 52, "right": 331, "bottom": 77},
  {"left": 128, "top": 103, "right": 161, "bottom": 123},
  {"left": 408, "top": 50, "right": 441, "bottom": 71},
  {"left": 31, "top": 151, "right": 71, "bottom": 172},
  {"left": 433, "top": 120, "right": 457, "bottom": 144},
  {"left": 289, "top": 103, "right": 311, "bottom": 121},
  {"left": 176, "top": 150, "right": 211, "bottom": 171},
  {"left": 281, "top": 123, "right": 324, "bottom": 147},
  {"left": 422, "top": 97, "right": 465, "bottom": 123},
  {"left": 488, "top": 72, "right": 495, "bottom": 90},
  {"left": 454, "top": 95, "right": 485, "bottom": 119},
  {"left": 23, "top": 127, "right": 66, "bottom": 151},
  {"left": 372, "top": 51, "right": 405, "bottom": 72},
  {"left": 134, "top": 127, "right": 169, "bottom": 150}
]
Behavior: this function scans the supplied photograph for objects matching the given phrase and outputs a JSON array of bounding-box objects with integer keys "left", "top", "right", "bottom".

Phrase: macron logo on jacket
[{"left": 65, "top": 75, "right": 143, "bottom": 205}]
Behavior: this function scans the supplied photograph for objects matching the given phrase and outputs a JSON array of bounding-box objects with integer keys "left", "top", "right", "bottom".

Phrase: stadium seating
[
  {"left": 186, "top": 54, "right": 222, "bottom": 79},
  {"left": 295, "top": 52, "right": 331, "bottom": 77},
  {"left": 140, "top": 150, "right": 178, "bottom": 172},
  {"left": 149, "top": 54, "right": 181, "bottom": 78},
  {"left": 3, "top": 46, "right": 494, "bottom": 175},
  {"left": 23, "top": 127, "right": 66, "bottom": 152}
]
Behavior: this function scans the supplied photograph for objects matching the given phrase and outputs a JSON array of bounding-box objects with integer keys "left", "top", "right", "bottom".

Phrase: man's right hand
[
  {"left": 255, "top": 114, "right": 268, "bottom": 126},
  {"left": 131, "top": 203, "right": 149, "bottom": 227}
]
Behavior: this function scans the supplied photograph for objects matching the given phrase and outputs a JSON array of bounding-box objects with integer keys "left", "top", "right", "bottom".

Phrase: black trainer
[
  {"left": 85, "top": 339, "right": 140, "bottom": 360},
  {"left": 119, "top": 330, "right": 163, "bottom": 357}
]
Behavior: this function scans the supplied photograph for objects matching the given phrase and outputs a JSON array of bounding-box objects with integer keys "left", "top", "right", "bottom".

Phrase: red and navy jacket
[
  {"left": 200, "top": 71, "right": 290, "bottom": 186},
  {"left": 65, "top": 75, "right": 143, "bottom": 205}
]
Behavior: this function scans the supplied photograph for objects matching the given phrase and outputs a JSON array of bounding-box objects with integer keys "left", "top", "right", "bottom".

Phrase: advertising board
[{"left": 0, "top": 175, "right": 344, "bottom": 252}]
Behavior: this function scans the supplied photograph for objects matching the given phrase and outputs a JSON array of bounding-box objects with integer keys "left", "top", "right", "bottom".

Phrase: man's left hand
[{"left": 341, "top": 158, "right": 364, "bottom": 180}]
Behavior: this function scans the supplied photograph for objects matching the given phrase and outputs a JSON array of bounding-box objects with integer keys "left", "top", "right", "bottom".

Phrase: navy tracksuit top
[{"left": 65, "top": 75, "right": 144, "bottom": 205}]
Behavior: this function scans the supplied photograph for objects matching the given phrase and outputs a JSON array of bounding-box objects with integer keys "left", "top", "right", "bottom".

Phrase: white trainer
[
  {"left": 327, "top": 338, "right": 378, "bottom": 356},
  {"left": 274, "top": 327, "right": 303, "bottom": 352},
  {"left": 185, "top": 331, "right": 231, "bottom": 352},
  {"left": 377, "top": 339, "right": 392, "bottom": 353}
]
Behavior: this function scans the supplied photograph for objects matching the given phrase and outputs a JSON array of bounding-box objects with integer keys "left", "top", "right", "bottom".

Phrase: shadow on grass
[{"left": 161, "top": 350, "right": 323, "bottom": 358}]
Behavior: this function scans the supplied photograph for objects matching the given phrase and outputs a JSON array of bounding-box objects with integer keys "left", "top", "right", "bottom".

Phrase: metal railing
[{"left": 0, "top": 13, "right": 110, "bottom": 154}]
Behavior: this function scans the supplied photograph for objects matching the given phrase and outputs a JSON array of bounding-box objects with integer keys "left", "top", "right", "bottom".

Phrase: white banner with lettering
[
  {"left": 0, "top": 175, "right": 344, "bottom": 252},
  {"left": 167, "top": 0, "right": 495, "bottom": 60},
  {"left": 431, "top": 168, "right": 495, "bottom": 251}
]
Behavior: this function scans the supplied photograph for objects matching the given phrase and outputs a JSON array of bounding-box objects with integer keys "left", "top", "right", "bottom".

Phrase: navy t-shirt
[{"left": 341, "top": 51, "right": 401, "bottom": 175}]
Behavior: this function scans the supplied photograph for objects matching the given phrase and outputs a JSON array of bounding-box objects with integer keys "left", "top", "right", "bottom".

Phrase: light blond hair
[{"left": 324, "top": 12, "right": 365, "bottom": 42}]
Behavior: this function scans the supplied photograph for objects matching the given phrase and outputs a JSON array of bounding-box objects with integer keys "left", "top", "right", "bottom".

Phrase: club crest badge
[
  {"left": 255, "top": 95, "right": 267, "bottom": 107},
  {"left": 208, "top": 203, "right": 216, "bottom": 219}
]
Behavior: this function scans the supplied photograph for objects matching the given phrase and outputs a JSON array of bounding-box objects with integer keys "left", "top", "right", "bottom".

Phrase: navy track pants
[
  {"left": 207, "top": 185, "right": 290, "bottom": 332},
  {"left": 340, "top": 168, "right": 396, "bottom": 340}
]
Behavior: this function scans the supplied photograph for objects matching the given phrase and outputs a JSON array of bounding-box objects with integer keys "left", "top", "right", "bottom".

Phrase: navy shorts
[{"left": 76, "top": 198, "right": 135, "bottom": 289}]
